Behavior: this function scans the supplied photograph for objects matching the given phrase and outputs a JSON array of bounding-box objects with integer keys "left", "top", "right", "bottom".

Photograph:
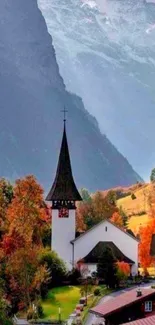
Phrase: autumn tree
[
  {"left": 139, "top": 218, "right": 155, "bottom": 270},
  {"left": 76, "top": 190, "right": 118, "bottom": 231},
  {"left": 138, "top": 183, "right": 155, "bottom": 270},
  {"left": 76, "top": 200, "right": 90, "bottom": 232},
  {"left": 5, "top": 175, "right": 50, "bottom": 246},
  {"left": 116, "top": 261, "right": 130, "bottom": 285},
  {"left": 111, "top": 212, "right": 123, "bottom": 227},
  {"left": 0, "top": 175, "right": 51, "bottom": 312},
  {"left": 106, "top": 190, "right": 117, "bottom": 206},
  {"left": 5, "top": 247, "right": 50, "bottom": 310},
  {"left": 116, "top": 261, "right": 130, "bottom": 275}
]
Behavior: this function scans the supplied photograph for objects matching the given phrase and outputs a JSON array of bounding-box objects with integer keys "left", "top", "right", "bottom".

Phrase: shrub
[
  {"left": 0, "top": 318, "right": 13, "bottom": 325},
  {"left": 131, "top": 193, "right": 136, "bottom": 200},
  {"left": 67, "top": 268, "right": 81, "bottom": 285},
  {"left": 94, "top": 287, "right": 101, "bottom": 296},
  {"left": 38, "top": 248, "right": 67, "bottom": 288},
  {"left": 37, "top": 302, "right": 44, "bottom": 318}
]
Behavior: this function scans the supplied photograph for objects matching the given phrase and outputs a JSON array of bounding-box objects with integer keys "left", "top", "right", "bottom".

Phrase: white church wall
[
  {"left": 52, "top": 209, "right": 75, "bottom": 270},
  {"left": 74, "top": 220, "right": 138, "bottom": 275},
  {"left": 79, "top": 263, "right": 97, "bottom": 276},
  {"left": 86, "top": 263, "right": 97, "bottom": 274}
]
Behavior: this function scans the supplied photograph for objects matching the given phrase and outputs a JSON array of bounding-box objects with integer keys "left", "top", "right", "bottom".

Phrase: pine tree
[
  {"left": 119, "top": 205, "right": 128, "bottom": 228},
  {"left": 97, "top": 246, "right": 117, "bottom": 288},
  {"left": 150, "top": 168, "right": 155, "bottom": 183}
]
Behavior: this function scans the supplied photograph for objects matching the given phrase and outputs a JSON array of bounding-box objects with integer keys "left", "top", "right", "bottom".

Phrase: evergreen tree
[
  {"left": 97, "top": 247, "right": 117, "bottom": 288},
  {"left": 150, "top": 168, "right": 155, "bottom": 183},
  {"left": 131, "top": 193, "right": 136, "bottom": 200},
  {"left": 119, "top": 205, "right": 128, "bottom": 228},
  {"left": 80, "top": 188, "right": 92, "bottom": 202}
]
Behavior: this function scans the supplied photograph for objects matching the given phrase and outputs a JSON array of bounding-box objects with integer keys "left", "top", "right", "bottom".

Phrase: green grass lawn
[{"left": 42, "top": 286, "right": 81, "bottom": 320}]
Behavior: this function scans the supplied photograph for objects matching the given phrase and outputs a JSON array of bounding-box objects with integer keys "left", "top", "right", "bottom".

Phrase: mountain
[
  {"left": 38, "top": 0, "right": 155, "bottom": 180},
  {"left": 0, "top": 0, "right": 142, "bottom": 192}
]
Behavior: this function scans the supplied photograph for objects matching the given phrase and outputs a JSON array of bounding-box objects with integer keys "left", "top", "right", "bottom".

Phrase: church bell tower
[{"left": 46, "top": 114, "right": 82, "bottom": 269}]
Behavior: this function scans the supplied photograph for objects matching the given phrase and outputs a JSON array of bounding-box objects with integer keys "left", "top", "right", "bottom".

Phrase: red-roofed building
[
  {"left": 90, "top": 288, "right": 155, "bottom": 325},
  {"left": 121, "top": 315, "right": 155, "bottom": 325}
]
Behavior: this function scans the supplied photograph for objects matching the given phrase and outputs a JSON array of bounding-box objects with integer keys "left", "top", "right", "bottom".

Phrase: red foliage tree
[
  {"left": 111, "top": 212, "right": 123, "bottom": 227},
  {"left": 116, "top": 261, "right": 130, "bottom": 276},
  {"left": 139, "top": 218, "right": 155, "bottom": 269}
]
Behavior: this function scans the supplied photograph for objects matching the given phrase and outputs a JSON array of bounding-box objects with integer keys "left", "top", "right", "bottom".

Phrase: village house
[
  {"left": 121, "top": 315, "right": 155, "bottom": 325},
  {"left": 90, "top": 288, "right": 155, "bottom": 325}
]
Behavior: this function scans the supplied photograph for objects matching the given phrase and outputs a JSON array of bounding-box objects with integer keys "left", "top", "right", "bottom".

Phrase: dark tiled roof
[
  {"left": 90, "top": 288, "right": 155, "bottom": 318},
  {"left": 46, "top": 123, "right": 82, "bottom": 201},
  {"left": 121, "top": 315, "right": 155, "bottom": 325},
  {"left": 82, "top": 241, "right": 134, "bottom": 264},
  {"left": 150, "top": 234, "right": 155, "bottom": 256}
]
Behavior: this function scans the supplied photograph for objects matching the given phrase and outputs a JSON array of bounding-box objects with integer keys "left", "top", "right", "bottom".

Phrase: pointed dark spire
[{"left": 46, "top": 122, "right": 82, "bottom": 202}]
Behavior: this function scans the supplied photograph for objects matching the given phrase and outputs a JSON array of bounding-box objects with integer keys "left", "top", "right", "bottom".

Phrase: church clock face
[{"left": 59, "top": 207, "right": 69, "bottom": 218}]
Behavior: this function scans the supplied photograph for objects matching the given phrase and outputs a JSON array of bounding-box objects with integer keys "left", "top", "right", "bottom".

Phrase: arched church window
[{"left": 105, "top": 226, "right": 107, "bottom": 232}]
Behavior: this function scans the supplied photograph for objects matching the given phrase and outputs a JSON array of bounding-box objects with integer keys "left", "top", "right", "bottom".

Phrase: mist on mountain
[
  {"left": 0, "top": 0, "right": 142, "bottom": 191},
  {"left": 38, "top": 0, "right": 155, "bottom": 180}
]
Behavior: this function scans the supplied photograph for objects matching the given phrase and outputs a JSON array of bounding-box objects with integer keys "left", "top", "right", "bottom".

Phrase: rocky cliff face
[
  {"left": 38, "top": 0, "right": 155, "bottom": 180},
  {"left": 0, "top": 0, "right": 142, "bottom": 191}
]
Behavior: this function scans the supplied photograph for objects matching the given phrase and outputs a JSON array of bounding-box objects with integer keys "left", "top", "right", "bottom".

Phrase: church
[{"left": 46, "top": 118, "right": 139, "bottom": 276}]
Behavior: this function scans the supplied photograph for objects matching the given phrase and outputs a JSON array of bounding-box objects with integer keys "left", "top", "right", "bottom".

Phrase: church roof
[
  {"left": 71, "top": 219, "right": 139, "bottom": 243},
  {"left": 46, "top": 123, "right": 82, "bottom": 202},
  {"left": 81, "top": 241, "right": 134, "bottom": 264}
]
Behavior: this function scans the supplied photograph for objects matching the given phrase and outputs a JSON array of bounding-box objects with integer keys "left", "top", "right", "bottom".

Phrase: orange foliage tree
[
  {"left": 5, "top": 246, "right": 50, "bottom": 308},
  {"left": 0, "top": 175, "right": 50, "bottom": 310},
  {"left": 138, "top": 183, "right": 155, "bottom": 270},
  {"left": 5, "top": 175, "right": 49, "bottom": 246},
  {"left": 76, "top": 190, "right": 118, "bottom": 231},
  {"left": 139, "top": 218, "right": 155, "bottom": 269},
  {"left": 111, "top": 212, "right": 123, "bottom": 227},
  {"left": 116, "top": 261, "right": 130, "bottom": 276}
]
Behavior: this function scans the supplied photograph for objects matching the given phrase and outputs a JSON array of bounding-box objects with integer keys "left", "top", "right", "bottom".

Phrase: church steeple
[{"left": 46, "top": 119, "right": 82, "bottom": 205}]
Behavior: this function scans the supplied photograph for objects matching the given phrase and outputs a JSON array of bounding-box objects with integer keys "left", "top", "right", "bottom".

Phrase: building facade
[
  {"left": 90, "top": 288, "right": 155, "bottom": 325},
  {"left": 46, "top": 120, "right": 138, "bottom": 274}
]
